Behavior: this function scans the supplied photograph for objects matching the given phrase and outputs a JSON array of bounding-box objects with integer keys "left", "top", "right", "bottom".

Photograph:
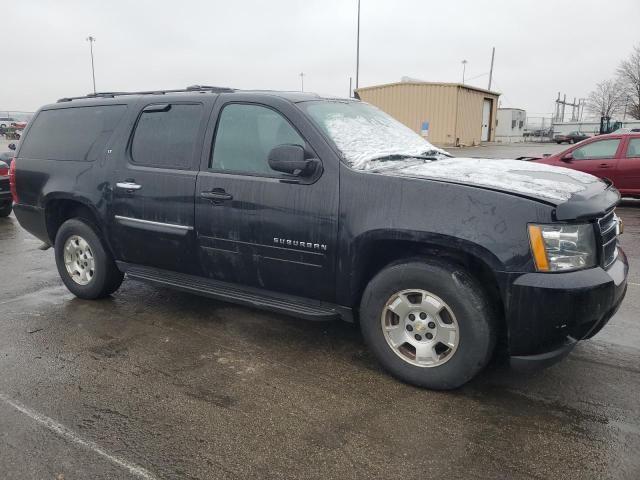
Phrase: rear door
[
  {"left": 564, "top": 137, "right": 622, "bottom": 183},
  {"left": 108, "top": 100, "right": 211, "bottom": 273},
  {"left": 616, "top": 136, "right": 640, "bottom": 196},
  {"left": 194, "top": 94, "right": 339, "bottom": 301}
]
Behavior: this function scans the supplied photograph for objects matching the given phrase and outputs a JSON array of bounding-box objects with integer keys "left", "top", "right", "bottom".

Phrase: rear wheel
[
  {"left": 54, "top": 218, "right": 124, "bottom": 299},
  {"left": 0, "top": 202, "right": 11, "bottom": 217},
  {"left": 359, "top": 260, "right": 496, "bottom": 389}
]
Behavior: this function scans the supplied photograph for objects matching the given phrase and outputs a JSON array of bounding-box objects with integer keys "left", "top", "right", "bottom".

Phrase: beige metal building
[{"left": 356, "top": 81, "right": 500, "bottom": 147}]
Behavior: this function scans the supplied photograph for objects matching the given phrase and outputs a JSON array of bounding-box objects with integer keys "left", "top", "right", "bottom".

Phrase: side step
[{"left": 118, "top": 262, "right": 351, "bottom": 322}]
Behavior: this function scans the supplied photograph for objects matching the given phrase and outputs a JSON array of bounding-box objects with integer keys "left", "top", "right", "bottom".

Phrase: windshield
[{"left": 299, "top": 100, "right": 450, "bottom": 169}]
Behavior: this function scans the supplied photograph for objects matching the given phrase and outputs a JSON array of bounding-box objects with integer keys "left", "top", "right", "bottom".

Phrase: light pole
[
  {"left": 355, "top": 0, "right": 361, "bottom": 91},
  {"left": 86, "top": 36, "right": 97, "bottom": 94},
  {"left": 461, "top": 59, "right": 468, "bottom": 85},
  {"left": 299, "top": 72, "right": 305, "bottom": 92}
]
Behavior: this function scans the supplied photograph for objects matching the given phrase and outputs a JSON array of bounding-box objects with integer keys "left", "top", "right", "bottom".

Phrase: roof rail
[{"left": 57, "top": 85, "right": 235, "bottom": 103}]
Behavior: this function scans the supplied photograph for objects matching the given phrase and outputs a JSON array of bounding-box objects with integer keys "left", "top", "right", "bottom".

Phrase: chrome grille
[{"left": 598, "top": 211, "right": 618, "bottom": 268}]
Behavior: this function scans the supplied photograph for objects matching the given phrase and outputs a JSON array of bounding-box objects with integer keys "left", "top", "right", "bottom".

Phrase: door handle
[
  {"left": 116, "top": 181, "right": 142, "bottom": 191},
  {"left": 598, "top": 163, "right": 611, "bottom": 168},
  {"left": 201, "top": 190, "right": 233, "bottom": 202}
]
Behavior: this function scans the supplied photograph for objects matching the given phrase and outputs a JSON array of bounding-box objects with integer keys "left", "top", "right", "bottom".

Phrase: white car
[{"left": 0, "top": 117, "right": 16, "bottom": 128}]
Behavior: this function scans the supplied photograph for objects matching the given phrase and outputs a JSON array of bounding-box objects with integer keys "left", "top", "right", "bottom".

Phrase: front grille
[{"left": 598, "top": 210, "right": 618, "bottom": 268}]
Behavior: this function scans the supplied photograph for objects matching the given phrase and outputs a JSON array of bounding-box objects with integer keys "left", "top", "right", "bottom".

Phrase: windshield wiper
[
  {"left": 421, "top": 149, "right": 452, "bottom": 158},
  {"left": 369, "top": 153, "right": 437, "bottom": 162}
]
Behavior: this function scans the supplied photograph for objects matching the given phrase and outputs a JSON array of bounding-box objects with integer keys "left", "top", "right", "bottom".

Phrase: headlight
[{"left": 528, "top": 223, "right": 596, "bottom": 272}]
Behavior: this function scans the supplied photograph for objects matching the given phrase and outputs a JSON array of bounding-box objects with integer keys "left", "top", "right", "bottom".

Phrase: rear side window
[
  {"left": 131, "top": 104, "right": 202, "bottom": 169},
  {"left": 19, "top": 105, "right": 126, "bottom": 161},
  {"left": 572, "top": 139, "right": 620, "bottom": 160},
  {"left": 626, "top": 138, "right": 640, "bottom": 158}
]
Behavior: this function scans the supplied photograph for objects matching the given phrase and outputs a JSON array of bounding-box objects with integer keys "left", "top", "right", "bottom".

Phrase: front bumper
[{"left": 505, "top": 248, "right": 628, "bottom": 370}]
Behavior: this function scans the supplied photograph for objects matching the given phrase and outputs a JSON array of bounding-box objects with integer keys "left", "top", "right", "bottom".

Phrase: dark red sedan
[{"left": 532, "top": 133, "right": 640, "bottom": 198}]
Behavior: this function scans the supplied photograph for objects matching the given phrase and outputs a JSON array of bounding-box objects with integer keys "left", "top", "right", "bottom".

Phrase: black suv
[{"left": 11, "top": 86, "right": 628, "bottom": 389}]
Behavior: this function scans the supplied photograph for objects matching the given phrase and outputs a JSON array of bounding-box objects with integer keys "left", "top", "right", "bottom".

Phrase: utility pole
[
  {"left": 355, "top": 0, "right": 361, "bottom": 90},
  {"left": 86, "top": 35, "right": 97, "bottom": 94},
  {"left": 299, "top": 72, "right": 304, "bottom": 92},
  {"left": 488, "top": 47, "right": 495, "bottom": 91},
  {"left": 461, "top": 60, "right": 468, "bottom": 84}
]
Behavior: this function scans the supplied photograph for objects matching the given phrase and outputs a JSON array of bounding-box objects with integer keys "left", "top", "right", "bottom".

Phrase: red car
[{"left": 532, "top": 133, "right": 640, "bottom": 198}]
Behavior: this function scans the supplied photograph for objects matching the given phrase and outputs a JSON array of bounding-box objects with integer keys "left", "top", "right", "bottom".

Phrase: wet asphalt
[{"left": 0, "top": 143, "right": 639, "bottom": 480}]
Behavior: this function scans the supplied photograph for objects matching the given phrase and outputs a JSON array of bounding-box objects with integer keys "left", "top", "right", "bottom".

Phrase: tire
[
  {"left": 0, "top": 202, "right": 11, "bottom": 217},
  {"left": 359, "top": 260, "right": 496, "bottom": 390},
  {"left": 54, "top": 218, "right": 124, "bottom": 299}
]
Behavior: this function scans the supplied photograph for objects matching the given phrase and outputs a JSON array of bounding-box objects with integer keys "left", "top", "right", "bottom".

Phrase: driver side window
[
  {"left": 211, "top": 104, "right": 305, "bottom": 175},
  {"left": 572, "top": 139, "right": 620, "bottom": 160}
]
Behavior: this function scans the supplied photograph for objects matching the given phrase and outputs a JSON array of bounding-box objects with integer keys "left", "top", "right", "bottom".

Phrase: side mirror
[
  {"left": 8, "top": 143, "right": 16, "bottom": 151},
  {"left": 561, "top": 152, "right": 573, "bottom": 162},
  {"left": 268, "top": 144, "right": 318, "bottom": 176}
]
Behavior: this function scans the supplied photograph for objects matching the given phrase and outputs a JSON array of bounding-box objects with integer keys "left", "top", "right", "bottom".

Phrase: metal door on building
[{"left": 481, "top": 99, "right": 491, "bottom": 141}]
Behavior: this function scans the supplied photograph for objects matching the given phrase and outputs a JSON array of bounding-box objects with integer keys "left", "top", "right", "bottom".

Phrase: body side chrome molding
[{"left": 114, "top": 215, "right": 193, "bottom": 231}]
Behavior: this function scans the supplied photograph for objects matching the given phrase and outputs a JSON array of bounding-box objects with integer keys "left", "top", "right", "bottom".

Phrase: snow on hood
[
  {"left": 324, "top": 113, "right": 449, "bottom": 169},
  {"left": 389, "top": 157, "right": 603, "bottom": 203},
  {"left": 316, "top": 103, "right": 602, "bottom": 203}
]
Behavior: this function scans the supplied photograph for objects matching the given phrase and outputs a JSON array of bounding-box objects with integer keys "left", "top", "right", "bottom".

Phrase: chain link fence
[{"left": 523, "top": 116, "right": 554, "bottom": 142}]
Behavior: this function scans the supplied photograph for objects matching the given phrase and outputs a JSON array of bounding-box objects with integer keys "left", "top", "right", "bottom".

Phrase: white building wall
[
  {"left": 496, "top": 108, "right": 526, "bottom": 143},
  {"left": 551, "top": 120, "right": 640, "bottom": 136}
]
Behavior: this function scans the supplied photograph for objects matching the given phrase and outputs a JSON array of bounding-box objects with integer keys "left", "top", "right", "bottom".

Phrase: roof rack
[{"left": 57, "top": 85, "right": 235, "bottom": 103}]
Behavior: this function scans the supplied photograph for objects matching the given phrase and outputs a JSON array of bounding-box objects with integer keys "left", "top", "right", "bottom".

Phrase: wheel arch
[
  {"left": 348, "top": 231, "right": 506, "bottom": 334},
  {"left": 43, "top": 195, "right": 108, "bottom": 249}
]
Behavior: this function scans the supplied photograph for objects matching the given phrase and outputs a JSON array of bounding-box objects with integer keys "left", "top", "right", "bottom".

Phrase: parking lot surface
[{"left": 1, "top": 143, "right": 639, "bottom": 479}]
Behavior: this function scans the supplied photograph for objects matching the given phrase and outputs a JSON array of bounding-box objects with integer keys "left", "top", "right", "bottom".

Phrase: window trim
[
  {"left": 208, "top": 101, "right": 318, "bottom": 180},
  {"left": 127, "top": 101, "right": 204, "bottom": 170},
  {"left": 572, "top": 138, "right": 621, "bottom": 160}
]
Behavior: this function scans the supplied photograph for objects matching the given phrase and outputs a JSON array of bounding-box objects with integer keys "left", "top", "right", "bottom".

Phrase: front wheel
[
  {"left": 359, "top": 260, "right": 496, "bottom": 389},
  {"left": 54, "top": 218, "right": 124, "bottom": 299}
]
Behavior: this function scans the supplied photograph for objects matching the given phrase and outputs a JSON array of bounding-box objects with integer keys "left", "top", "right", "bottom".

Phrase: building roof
[{"left": 356, "top": 80, "right": 500, "bottom": 97}]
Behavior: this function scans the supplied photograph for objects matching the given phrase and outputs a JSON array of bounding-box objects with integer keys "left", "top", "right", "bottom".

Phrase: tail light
[
  {"left": 0, "top": 164, "right": 7, "bottom": 176},
  {"left": 9, "top": 158, "right": 18, "bottom": 203}
]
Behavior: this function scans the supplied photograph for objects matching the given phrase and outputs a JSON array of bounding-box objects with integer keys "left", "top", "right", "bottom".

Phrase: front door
[
  {"left": 481, "top": 99, "right": 491, "bottom": 141},
  {"left": 195, "top": 95, "right": 339, "bottom": 302},
  {"left": 565, "top": 137, "right": 622, "bottom": 183},
  {"left": 108, "top": 101, "right": 209, "bottom": 273},
  {"left": 616, "top": 137, "right": 640, "bottom": 196}
]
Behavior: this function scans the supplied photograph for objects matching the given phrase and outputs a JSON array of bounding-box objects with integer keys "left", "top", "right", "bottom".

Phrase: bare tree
[
  {"left": 617, "top": 44, "right": 640, "bottom": 119},
  {"left": 586, "top": 79, "right": 625, "bottom": 118}
]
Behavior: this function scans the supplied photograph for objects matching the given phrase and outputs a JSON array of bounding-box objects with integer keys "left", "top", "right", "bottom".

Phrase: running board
[{"left": 117, "top": 262, "right": 351, "bottom": 322}]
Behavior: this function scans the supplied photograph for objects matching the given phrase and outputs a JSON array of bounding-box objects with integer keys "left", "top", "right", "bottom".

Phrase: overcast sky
[{"left": 3, "top": 0, "right": 639, "bottom": 117}]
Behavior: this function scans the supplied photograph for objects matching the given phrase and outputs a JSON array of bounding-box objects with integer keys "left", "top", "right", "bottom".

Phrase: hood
[{"left": 381, "top": 157, "right": 614, "bottom": 207}]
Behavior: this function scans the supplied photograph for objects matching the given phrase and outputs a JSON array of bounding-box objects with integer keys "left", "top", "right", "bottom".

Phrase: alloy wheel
[{"left": 380, "top": 289, "right": 459, "bottom": 367}]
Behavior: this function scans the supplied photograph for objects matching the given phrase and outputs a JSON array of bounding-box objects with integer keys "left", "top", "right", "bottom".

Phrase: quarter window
[
  {"left": 19, "top": 105, "right": 126, "bottom": 162},
  {"left": 625, "top": 138, "right": 640, "bottom": 158},
  {"left": 211, "top": 104, "right": 305, "bottom": 175},
  {"left": 572, "top": 139, "right": 620, "bottom": 160},
  {"left": 131, "top": 104, "right": 202, "bottom": 169}
]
